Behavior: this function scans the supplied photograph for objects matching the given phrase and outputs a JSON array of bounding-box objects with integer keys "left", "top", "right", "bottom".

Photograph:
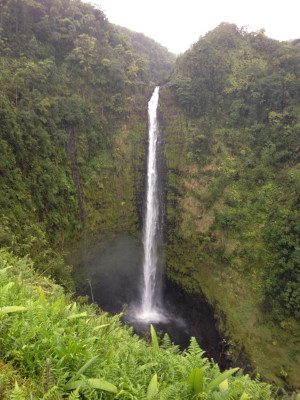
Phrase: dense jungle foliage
[
  {"left": 170, "top": 23, "right": 300, "bottom": 321},
  {"left": 115, "top": 26, "right": 176, "bottom": 84},
  {"left": 1, "top": 0, "right": 300, "bottom": 395},
  {"left": 0, "top": 0, "right": 174, "bottom": 286},
  {"left": 160, "top": 23, "right": 300, "bottom": 389}
]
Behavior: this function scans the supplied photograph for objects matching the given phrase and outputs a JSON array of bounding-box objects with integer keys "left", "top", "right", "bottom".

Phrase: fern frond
[
  {"left": 157, "top": 383, "right": 181, "bottom": 400},
  {"left": 67, "top": 388, "right": 81, "bottom": 400},
  {"left": 41, "top": 385, "right": 61, "bottom": 400},
  {"left": 79, "top": 379, "right": 98, "bottom": 400},
  {"left": 184, "top": 336, "right": 208, "bottom": 370},
  {"left": 42, "top": 359, "right": 55, "bottom": 393},
  {"left": 161, "top": 334, "right": 172, "bottom": 349},
  {"left": 187, "top": 337, "right": 205, "bottom": 358},
  {"left": 8, "top": 381, "right": 26, "bottom": 400}
]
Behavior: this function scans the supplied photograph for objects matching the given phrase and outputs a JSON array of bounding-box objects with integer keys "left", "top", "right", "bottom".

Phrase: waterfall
[{"left": 138, "top": 86, "right": 165, "bottom": 322}]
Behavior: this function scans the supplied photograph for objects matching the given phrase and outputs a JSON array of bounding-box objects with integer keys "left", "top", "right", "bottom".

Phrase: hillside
[
  {"left": 0, "top": 0, "right": 174, "bottom": 286},
  {"left": 161, "top": 23, "right": 300, "bottom": 389},
  {"left": 116, "top": 26, "right": 176, "bottom": 83}
]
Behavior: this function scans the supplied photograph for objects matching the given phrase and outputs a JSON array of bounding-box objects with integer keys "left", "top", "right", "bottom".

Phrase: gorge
[
  {"left": 73, "top": 87, "right": 226, "bottom": 366},
  {"left": 0, "top": 0, "right": 300, "bottom": 395}
]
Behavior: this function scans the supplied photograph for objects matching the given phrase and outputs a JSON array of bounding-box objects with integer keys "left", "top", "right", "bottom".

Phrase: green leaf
[
  {"left": 138, "top": 362, "right": 159, "bottom": 371},
  {"left": 0, "top": 265, "right": 13, "bottom": 274},
  {"left": 67, "top": 356, "right": 99, "bottom": 383},
  {"left": 38, "top": 287, "right": 46, "bottom": 305},
  {"left": 0, "top": 306, "right": 27, "bottom": 314},
  {"left": 65, "top": 378, "right": 118, "bottom": 393},
  {"left": 206, "top": 368, "right": 239, "bottom": 392},
  {"left": 150, "top": 324, "right": 159, "bottom": 352},
  {"left": 219, "top": 378, "right": 228, "bottom": 391},
  {"left": 240, "top": 392, "right": 250, "bottom": 400},
  {"left": 67, "top": 312, "right": 88, "bottom": 319},
  {"left": 87, "top": 379, "right": 118, "bottom": 393},
  {"left": 93, "top": 324, "right": 110, "bottom": 331},
  {"left": 187, "top": 368, "right": 203, "bottom": 394},
  {"left": 147, "top": 374, "right": 158, "bottom": 399}
]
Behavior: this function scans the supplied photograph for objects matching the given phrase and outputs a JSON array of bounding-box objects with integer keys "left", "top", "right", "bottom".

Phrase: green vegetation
[
  {"left": 0, "top": 250, "right": 275, "bottom": 399},
  {"left": 116, "top": 26, "right": 176, "bottom": 84},
  {"left": 0, "top": 0, "right": 174, "bottom": 284},
  {"left": 1, "top": 0, "right": 300, "bottom": 394},
  {"left": 160, "top": 23, "right": 300, "bottom": 389}
]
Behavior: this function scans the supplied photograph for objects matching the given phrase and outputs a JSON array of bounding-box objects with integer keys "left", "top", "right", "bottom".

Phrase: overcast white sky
[{"left": 88, "top": 0, "right": 300, "bottom": 54}]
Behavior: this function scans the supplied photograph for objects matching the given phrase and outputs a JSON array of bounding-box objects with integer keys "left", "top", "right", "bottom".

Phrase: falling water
[
  {"left": 73, "top": 87, "right": 226, "bottom": 364},
  {"left": 138, "top": 86, "right": 165, "bottom": 322}
]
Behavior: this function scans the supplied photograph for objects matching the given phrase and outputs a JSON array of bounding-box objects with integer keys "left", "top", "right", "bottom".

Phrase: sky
[{"left": 88, "top": 0, "right": 300, "bottom": 54}]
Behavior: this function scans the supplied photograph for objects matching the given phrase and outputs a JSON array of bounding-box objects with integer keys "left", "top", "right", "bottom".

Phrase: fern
[
  {"left": 160, "top": 333, "right": 180, "bottom": 354},
  {"left": 211, "top": 390, "right": 231, "bottom": 400},
  {"left": 67, "top": 388, "right": 81, "bottom": 400},
  {"left": 156, "top": 383, "right": 182, "bottom": 400},
  {"left": 8, "top": 381, "right": 26, "bottom": 400},
  {"left": 42, "top": 359, "right": 55, "bottom": 393},
  {"left": 0, "top": 251, "right": 275, "bottom": 400},
  {"left": 186, "top": 337, "right": 206, "bottom": 359},
  {"left": 79, "top": 379, "right": 98, "bottom": 400},
  {"left": 41, "top": 386, "right": 61, "bottom": 400}
]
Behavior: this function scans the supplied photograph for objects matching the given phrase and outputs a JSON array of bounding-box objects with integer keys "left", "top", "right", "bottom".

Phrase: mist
[{"left": 75, "top": 234, "right": 143, "bottom": 313}]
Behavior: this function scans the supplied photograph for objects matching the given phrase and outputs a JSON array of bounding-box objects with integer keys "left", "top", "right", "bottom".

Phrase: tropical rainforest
[{"left": 0, "top": 0, "right": 299, "bottom": 398}]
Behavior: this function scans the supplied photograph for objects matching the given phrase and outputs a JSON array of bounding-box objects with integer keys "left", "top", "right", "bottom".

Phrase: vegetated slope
[
  {"left": 160, "top": 23, "right": 300, "bottom": 389},
  {"left": 116, "top": 26, "right": 176, "bottom": 83},
  {"left": 0, "top": 249, "right": 274, "bottom": 399},
  {"left": 0, "top": 0, "right": 175, "bottom": 285}
]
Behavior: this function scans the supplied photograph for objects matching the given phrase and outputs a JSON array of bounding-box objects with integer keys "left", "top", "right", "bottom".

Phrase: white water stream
[{"left": 138, "top": 86, "right": 166, "bottom": 322}]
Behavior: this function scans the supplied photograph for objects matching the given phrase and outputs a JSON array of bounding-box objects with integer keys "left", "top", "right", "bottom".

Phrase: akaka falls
[
  {"left": 74, "top": 87, "right": 223, "bottom": 359},
  {"left": 137, "top": 86, "right": 166, "bottom": 322}
]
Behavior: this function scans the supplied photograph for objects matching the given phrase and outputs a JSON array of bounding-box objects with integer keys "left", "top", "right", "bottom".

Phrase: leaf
[
  {"left": 206, "top": 368, "right": 239, "bottom": 392},
  {"left": 67, "top": 388, "right": 80, "bottom": 400},
  {"left": 219, "top": 378, "right": 228, "bottom": 391},
  {"left": 42, "top": 359, "right": 55, "bottom": 392},
  {"left": 67, "top": 355, "right": 99, "bottom": 383},
  {"left": 240, "top": 392, "right": 250, "bottom": 400},
  {"left": 87, "top": 379, "right": 118, "bottom": 393},
  {"left": 0, "top": 265, "right": 13, "bottom": 274},
  {"left": 67, "top": 312, "right": 88, "bottom": 319},
  {"left": 65, "top": 378, "right": 118, "bottom": 393},
  {"left": 150, "top": 324, "right": 159, "bottom": 352},
  {"left": 93, "top": 324, "right": 110, "bottom": 331},
  {"left": 138, "top": 362, "right": 159, "bottom": 371},
  {"left": 187, "top": 368, "right": 203, "bottom": 394},
  {"left": 3, "top": 282, "right": 15, "bottom": 290},
  {"left": 0, "top": 306, "right": 27, "bottom": 314},
  {"left": 38, "top": 287, "right": 46, "bottom": 305},
  {"left": 147, "top": 374, "right": 158, "bottom": 399}
]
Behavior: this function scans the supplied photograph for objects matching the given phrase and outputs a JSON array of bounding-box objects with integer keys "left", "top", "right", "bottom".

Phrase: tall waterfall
[{"left": 139, "top": 86, "right": 164, "bottom": 321}]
